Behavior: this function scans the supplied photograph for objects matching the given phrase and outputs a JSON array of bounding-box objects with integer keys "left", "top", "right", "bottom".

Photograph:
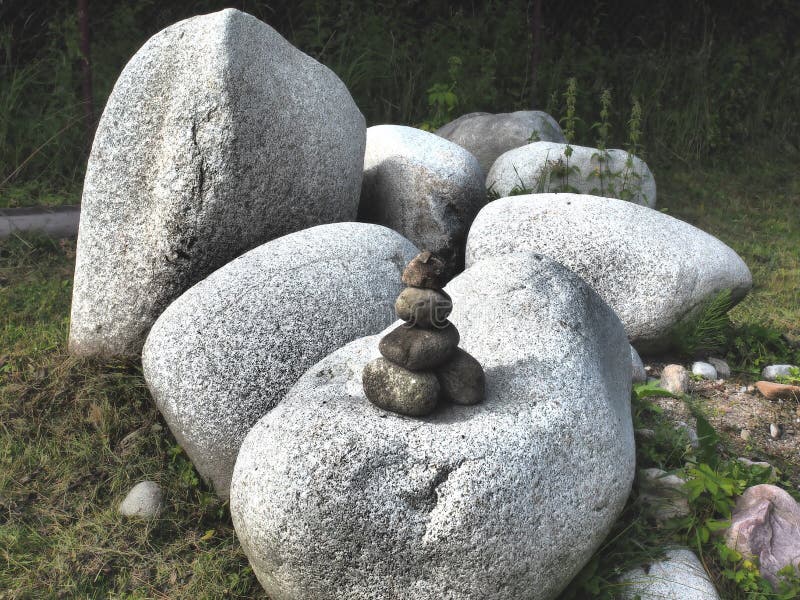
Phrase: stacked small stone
[{"left": 362, "top": 251, "right": 485, "bottom": 416}]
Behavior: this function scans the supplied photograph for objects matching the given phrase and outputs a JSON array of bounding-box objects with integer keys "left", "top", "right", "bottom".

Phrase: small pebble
[
  {"left": 707, "top": 357, "right": 731, "bottom": 379},
  {"left": 762, "top": 364, "right": 797, "bottom": 381},
  {"left": 119, "top": 480, "right": 164, "bottom": 518},
  {"left": 770, "top": 423, "right": 782, "bottom": 440},
  {"left": 394, "top": 287, "right": 452, "bottom": 328},
  {"left": 401, "top": 251, "right": 447, "bottom": 290},
  {"left": 740, "top": 429, "right": 751, "bottom": 441},
  {"left": 660, "top": 364, "right": 689, "bottom": 395},
  {"left": 691, "top": 361, "right": 717, "bottom": 380}
]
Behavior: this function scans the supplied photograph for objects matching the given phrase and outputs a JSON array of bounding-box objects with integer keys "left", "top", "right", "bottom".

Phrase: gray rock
[
  {"left": 617, "top": 548, "right": 721, "bottom": 599},
  {"left": 436, "top": 347, "right": 485, "bottom": 405},
  {"left": 402, "top": 250, "right": 448, "bottom": 290},
  {"left": 434, "top": 111, "right": 566, "bottom": 175},
  {"left": 762, "top": 364, "right": 798, "bottom": 381},
  {"left": 708, "top": 357, "right": 731, "bottom": 379},
  {"left": 486, "top": 141, "right": 656, "bottom": 207},
  {"left": 362, "top": 358, "right": 440, "bottom": 416},
  {"left": 358, "top": 125, "right": 485, "bottom": 278},
  {"left": 660, "top": 365, "right": 689, "bottom": 395},
  {"left": 395, "top": 287, "right": 452, "bottom": 328},
  {"left": 770, "top": 423, "right": 782, "bottom": 439},
  {"left": 631, "top": 345, "right": 647, "bottom": 383},
  {"left": 142, "top": 223, "right": 418, "bottom": 499},
  {"left": 230, "top": 252, "right": 634, "bottom": 600},
  {"left": 692, "top": 361, "right": 718, "bottom": 380},
  {"left": 119, "top": 481, "right": 163, "bottom": 518},
  {"left": 466, "top": 195, "right": 752, "bottom": 352},
  {"left": 70, "top": 9, "right": 366, "bottom": 357},
  {"left": 379, "top": 322, "right": 460, "bottom": 370},
  {"left": 725, "top": 484, "right": 800, "bottom": 588},
  {"left": 639, "top": 468, "right": 690, "bottom": 521}
]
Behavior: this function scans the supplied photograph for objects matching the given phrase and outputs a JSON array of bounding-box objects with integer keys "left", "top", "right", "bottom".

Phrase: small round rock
[
  {"left": 401, "top": 251, "right": 447, "bottom": 290},
  {"left": 395, "top": 287, "right": 452, "bottom": 328},
  {"left": 691, "top": 361, "right": 717, "bottom": 380},
  {"left": 119, "top": 480, "right": 163, "bottom": 518},
  {"left": 362, "top": 358, "right": 440, "bottom": 416},
  {"left": 379, "top": 322, "right": 459, "bottom": 370},
  {"left": 660, "top": 364, "right": 689, "bottom": 395},
  {"left": 436, "top": 348, "right": 486, "bottom": 405}
]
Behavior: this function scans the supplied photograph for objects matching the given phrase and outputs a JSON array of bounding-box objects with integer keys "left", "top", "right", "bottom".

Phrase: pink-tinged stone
[
  {"left": 755, "top": 381, "right": 800, "bottom": 401},
  {"left": 725, "top": 484, "right": 800, "bottom": 587}
]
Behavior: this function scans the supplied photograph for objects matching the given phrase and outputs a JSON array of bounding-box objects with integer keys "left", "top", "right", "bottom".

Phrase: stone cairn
[{"left": 362, "top": 251, "right": 485, "bottom": 416}]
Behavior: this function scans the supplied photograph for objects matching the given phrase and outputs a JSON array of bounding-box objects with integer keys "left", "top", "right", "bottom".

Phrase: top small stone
[{"left": 401, "top": 251, "right": 447, "bottom": 289}]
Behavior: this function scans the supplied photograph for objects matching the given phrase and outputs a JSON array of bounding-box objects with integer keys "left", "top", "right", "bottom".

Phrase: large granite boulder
[
  {"left": 231, "top": 253, "right": 635, "bottom": 599},
  {"left": 725, "top": 484, "right": 800, "bottom": 588},
  {"left": 466, "top": 194, "right": 752, "bottom": 352},
  {"left": 70, "top": 9, "right": 366, "bottom": 357},
  {"left": 358, "top": 125, "right": 485, "bottom": 279},
  {"left": 486, "top": 141, "right": 656, "bottom": 207},
  {"left": 617, "top": 548, "right": 721, "bottom": 599},
  {"left": 142, "top": 223, "right": 417, "bottom": 499},
  {"left": 435, "top": 111, "right": 566, "bottom": 175}
]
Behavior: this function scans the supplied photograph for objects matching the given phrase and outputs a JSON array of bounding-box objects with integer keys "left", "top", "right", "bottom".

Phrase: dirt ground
[{"left": 645, "top": 363, "right": 800, "bottom": 486}]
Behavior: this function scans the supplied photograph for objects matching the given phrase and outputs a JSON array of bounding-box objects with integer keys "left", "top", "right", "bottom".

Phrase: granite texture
[
  {"left": 230, "top": 252, "right": 634, "bottom": 600},
  {"left": 435, "top": 111, "right": 565, "bottom": 175},
  {"left": 486, "top": 141, "right": 656, "bottom": 207},
  {"left": 618, "top": 548, "right": 721, "bottom": 599},
  {"left": 358, "top": 125, "right": 485, "bottom": 278},
  {"left": 118, "top": 481, "right": 163, "bottom": 518},
  {"left": 142, "top": 223, "right": 418, "bottom": 499},
  {"left": 466, "top": 194, "right": 752, "bottom": 352},
  {"left": 70, "top": 9, "right": 366, "bottom": 357}
]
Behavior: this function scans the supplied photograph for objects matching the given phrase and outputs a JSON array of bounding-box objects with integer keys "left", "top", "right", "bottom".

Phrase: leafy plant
[
  {"left": 775, "top": 366, "right": 800, "bottom": 385},
  {"left": 419, "top": 55, "right": 462, "bottom": 131}
]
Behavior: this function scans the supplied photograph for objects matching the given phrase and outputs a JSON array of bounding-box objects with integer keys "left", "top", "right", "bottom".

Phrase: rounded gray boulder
[
  {"left": 466, "top": 194, "right": 752, "bottom": 352},
  {"left": 142, "top": 223, "right": 418, "bottom": 499},
  {"left": 486, "top": 141, "right": 656, "bottom": 207},
  {"left": 70, "top": 9, "right": 366, "bottom": 357},
  {"left": 358, "top": 125, "right": 485, "bottom": 278},
  {"left": 435, "top": 111, "right": 566, "bottom": 175},
  {"left": 230, "top": 253, "right": 634, "bottom": 599}
]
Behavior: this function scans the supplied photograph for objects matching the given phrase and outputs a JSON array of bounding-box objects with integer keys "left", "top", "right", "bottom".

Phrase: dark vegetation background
[{"left": 1, "top": 0, "right": 799, "bottom": 202}]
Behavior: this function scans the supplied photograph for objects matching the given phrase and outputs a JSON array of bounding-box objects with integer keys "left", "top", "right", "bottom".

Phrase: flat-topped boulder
[
  {"left": 70, "top": 9, "right": 366, "bottom": 357},
  {"left": 486, "top": 141, "right": 656, "bottom": 207},
  {"left": 231, "top": 253, "right": 635, "bottom": 599},
  {"left": 142, "top": 223, "right": 417, "bottom": 499},
  {"left": 466, "top": 194, "right": 752, "bottom": 352}
]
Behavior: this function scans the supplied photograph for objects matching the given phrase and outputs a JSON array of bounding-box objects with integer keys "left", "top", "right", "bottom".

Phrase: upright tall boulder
[
  {"left": 435, "top": 111, "right": 566, "bottom": 175},
  {"left": 358, "top": 125, "right": 485, "bottom": 279},
  {"left": 231, "top": 253, "right": 635, "bottom": 599},
  {"left": 70, "top": 9, "right": 366, "bottom": 357},
  {"left": 466, "top": 194, "right": 752, "bottom": 352},
  {"left": 142, "top": 223, "right": 418, "bottom": 499}
]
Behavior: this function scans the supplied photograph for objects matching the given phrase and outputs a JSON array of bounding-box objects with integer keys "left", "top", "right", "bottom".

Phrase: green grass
[
  {"left": 0, "top": 157, "right": 798, "bottom": 597},
  {"left": 0, "top": 235, "right": 260, "bottom": 597},
  {"left": 0, "top": 182, "right": 80, "bottom": 209},
  {"left": 659, "top": 158, "right": 800, "bottom": 338}
]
